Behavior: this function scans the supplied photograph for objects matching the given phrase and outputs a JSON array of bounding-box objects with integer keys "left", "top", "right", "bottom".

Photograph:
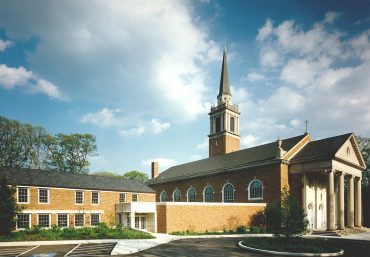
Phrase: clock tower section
[{"left": 209, "top": 49, "right": 240, "bottom": 157}]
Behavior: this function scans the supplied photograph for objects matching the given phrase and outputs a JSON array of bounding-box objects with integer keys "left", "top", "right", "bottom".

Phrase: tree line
[{"left": 0, "top": 115, "right": 97, "bottom": 174}]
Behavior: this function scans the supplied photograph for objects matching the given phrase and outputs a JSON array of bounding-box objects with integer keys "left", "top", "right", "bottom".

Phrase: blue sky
[{"left": 0, "top": 0, "right": 369, "bottom": 175}]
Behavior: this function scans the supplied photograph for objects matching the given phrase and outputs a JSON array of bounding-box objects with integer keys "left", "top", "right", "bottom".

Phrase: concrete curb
[
  {"left": 0, "top": 239, "right": 120, "bottom": 247},
  {"left": 238, "top": 241, "right": 344, "bottom": 257}
]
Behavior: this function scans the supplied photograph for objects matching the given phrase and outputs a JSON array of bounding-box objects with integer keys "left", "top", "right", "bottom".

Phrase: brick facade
[{"left": 209, "top": 134, "right": 240, "bottom": 158}]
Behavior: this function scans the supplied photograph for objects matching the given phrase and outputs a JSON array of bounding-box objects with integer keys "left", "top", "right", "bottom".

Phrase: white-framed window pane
[
  {"left": 140, "top": 217, "right": 146, "bottom": 229},
  {"left": 57, "top": 214, "right": 68, "bottom": 227},
  {"left": 160, "top": 192, "right": 167, "bottom": 202},
  {"left": 204, "top": 186, "right": 214, "bottom": 202},
  {"left": 39, "top": 188, "right": 49, "bottom": 203},
  {"left": 223, "top": 184, "right": 234, "bottom": 203},
  {"left": 17, "top": 214, "right": 30, "bottom": 229},
  {"left": 38, "top": 214, "right": 50, "bottom": 227},
  {"left": 173, "top": 190, "right": 180, "bottom": 202},
  {"left": 132, "top": 194, "right": 138, "bottom": 202},
  {"left": 75, "top": 214, "right": 84, "bottom": 226},
  {"left": 91, "top": 214, "right": 100, "bottom": 226},
  {"left": 250, "top": 180, "right": 263, "bottom": 199},
  {"left": 126, "top": 216, "right": 130, "bottom": 227},
  {"left": 119, "top": 193, "right": 126, "bottom": 203},
  {"left": 91, "top": 191, "right": 99, "bottom": 204},
  {"left": 135, "top": 217, "right": 140, "bottom": 229},
  {"left": 75, "top": 191, "right": 83, "bottom": 204},
  {"left": 187, "top": 188, "right": 196, "bottom": 202},
  {"left": 18, "top": 187, "right": 28, "bottom": 203}
]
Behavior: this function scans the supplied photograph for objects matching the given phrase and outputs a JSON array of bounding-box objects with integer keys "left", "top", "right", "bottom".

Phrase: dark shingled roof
[
  {"left": 291, "top": 133, "right": 352, "bottom": 162},
  {"left": 147, "top": 134, "right": 306, "bottom": 184},
  {"left": 0, "top": 168, "right": 155, "bottom": 193},
  {"left": 218, "top": 49, "right": 231, "bottom": 97}
]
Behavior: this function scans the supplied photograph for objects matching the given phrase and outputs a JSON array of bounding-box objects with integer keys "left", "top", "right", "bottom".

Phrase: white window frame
[
  {"left": 248, "top": 179, "right": 264, "bottom": 200},
  {"left": 222, "top": 183, "right": 235, "bottom": 203},
  {"left": 203, "top": 185, "right": 214, "bottom": 202},
  {"left": 132, "top": 194, "right": 138, "bottom": 202},
  {"left": 74, "top": 213, "right": 85, "bottom": 227},
  {"left": 172, "top": 189, "right": 181, "bottom": 202},
  {"left": 90, "top": 213, "right": 101, "bottom": 226},
  {"left": 75, "top": 190, "right": 84, "bottom": 205},
  {"left": 160, "top": 191, "right": 168, "bottom": 202},
  {"left": 187, "top": 188, "right": 196, "bottom": 202},
  {"left": 37, "top": 213, "right": 51, "bottom": 228},
  {"left": 16, "top": 213, "right": 31, "bottom": 230},
  {"left": 119, "top": 192, "right": 127, "bottom": 203},
  {"left": 57, "top": 213, "right": 69, "bottom": 228},
  {"left": 17, "top": 187, "right": 29, "bottom": 204},
  {"left": 91, "top": 191, "right": 100, "bottom": 205},
  {"left": 38, "top": 188, "right": 50, "bottom": 204}
]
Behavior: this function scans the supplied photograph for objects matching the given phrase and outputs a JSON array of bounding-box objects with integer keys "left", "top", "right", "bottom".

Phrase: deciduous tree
[{"left": 122, "top": 170, "right": 149, "bottom": 182}]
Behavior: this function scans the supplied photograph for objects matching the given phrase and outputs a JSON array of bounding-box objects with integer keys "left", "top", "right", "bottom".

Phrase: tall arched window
[
  {"left": 222, "top": 183, "right": 234, "bottom": 203},
  {"left": 173, "top": 189, "right": 181, "bottom": 202},
  {"left": 230, "top": 117, "right": 235, "bottom": 133},
  {"left": 215, "top": 116, "right": 221, "bottom": 132},
  {"left": 203, "top": 186, "right": 214, "bottom": 202},
  {"left": 248, "top": 180, "right": 263, "bottom": 200},
  {"left": 160, "top": 191, "right": 168, "bottom": 202},
  {"left": 187, "top": 188, "right": 196, "bottom": 202}
]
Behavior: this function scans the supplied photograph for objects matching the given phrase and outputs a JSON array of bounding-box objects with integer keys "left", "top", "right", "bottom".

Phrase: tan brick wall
[
  {"left": 150, "top": 163, "right": 282, "bottom": 205},
  {"left": 209, "top": 134, "right": 240, "bottom": 157},
  {"left": 17, "top": 186, "right": 155, "bottom": 227},
  {"left": 156, "top": 203, "right": 265, "bottom": 233}
]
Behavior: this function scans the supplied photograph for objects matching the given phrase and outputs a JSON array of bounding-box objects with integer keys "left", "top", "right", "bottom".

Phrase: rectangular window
[
  {"left": 75, "top": 214, "right": 84, "bottom": 227},
  {"left": 17, "top": 187, "right": 29, "bottom": 203},
  {"left": 38, "top": 188, "right": 49, "bottom": 204},
  {"left": 119, "top": 193, "right": 126, "bottom": 203},
  {"left": 75, "top": 191, "right": 84, "bottom": 204},
  {"left": 135, "top": 217, "right": 140, "bottom": 229},
  {"left": 38, "top": 214, "right": 50, "bottom": 228},
  {"left": 132, "top": 194, "right": 138, "bottom": 202},
  {"left": 140, "top": 217, "right": 146, "bottom": 229},
  {"left": 90, "top": 213, "right": 100, "bottom": 226},
  {"left": 17, "top": 214, "right": 30, "bottom": 229},
  {"left": 91, "top": 191, "right": 99, "bottom": 204},
  {"left": 57, "top": 214, "right": 68, "bottom": 228},
  {"left": 126, "top": 216, "right": 130, "bottom": 228}
]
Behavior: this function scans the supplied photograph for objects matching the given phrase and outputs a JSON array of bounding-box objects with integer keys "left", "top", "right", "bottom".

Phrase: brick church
[{"left": 147, "top": 49, "right": 366, "bottom": 233}]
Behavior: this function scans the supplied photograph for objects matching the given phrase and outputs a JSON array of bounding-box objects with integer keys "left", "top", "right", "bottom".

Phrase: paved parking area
[{"left": 0, "top": 245, "right": 39, "bottom": 257}]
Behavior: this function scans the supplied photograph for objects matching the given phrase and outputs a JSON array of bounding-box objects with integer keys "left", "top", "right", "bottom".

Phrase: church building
[{"left": 147, "top": 49, "right": 366, "bottom": 233}]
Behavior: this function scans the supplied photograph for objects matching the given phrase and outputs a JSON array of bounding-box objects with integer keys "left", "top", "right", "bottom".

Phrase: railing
[{"left": 210, "top": 103, "right": 239, "bottom": 112}]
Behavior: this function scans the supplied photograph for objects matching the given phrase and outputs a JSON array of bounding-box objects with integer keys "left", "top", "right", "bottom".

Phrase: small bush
[
  {"left": 249, "top": 226, "right": 263, "bottom": 234},
  {"left": 236, "top": 226, "right": 247, "bottom": 234},
  {"left": 249, "top": 210, "right": 266, "bottom": 230}
]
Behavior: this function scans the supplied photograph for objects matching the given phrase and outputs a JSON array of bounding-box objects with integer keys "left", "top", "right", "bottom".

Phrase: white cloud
[
  {"left": 0, "top": 64, "right": 65, "bottom": 99},
  {"left": 119, "top": 126, "right": 145, "bottom": 136},
  {"left": 0, "top": 1, "right": 220, "bottom": 122},
  {"left": 324, "top": 11, "right": 340, "bottom": 24},
  {"left": 80, "top": 108, "right": 122, "bottom": 128},
  {"left": 197, "top": 138, "right": 208, "bottom": 150},
  {"left": 0, "top": 39, "right": 12, "bottom": 51},
  {"left": 257, "top": 19, "right": 273, "bottom": 41},
  {"left": 241, "top": 134, "right": 259, "bottom": 147},
  {"left": 245, "top": 72, "right": 265, "bottom": 81},
  {"left": 150, "top": 119, "right": 171, "bottom": 134},
  {"left": 290, "top": 119, "right": 301, "bottom": 128},
  {"left": 260, "top": 49, "right": 280, "bottom": 67},
  {"left": 141, "top": 157, "right": 177, "bottom": 172}
]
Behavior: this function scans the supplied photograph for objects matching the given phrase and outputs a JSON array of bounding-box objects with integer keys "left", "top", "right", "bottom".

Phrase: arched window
[
  {"left": 215, "top": 116, "right": 221, "bottom": 133},
  {"left": 248, "top": 180, "right": 263, "bottom": 200},
  {"left": 173, "top": 189, "right": 181, "bottom": 202},
  {"left": 203, "top": 185, "right": 214, "bottom": 202},
  {"left": 230, "top": 117, "right": 235, "bottom": 133},
  {"left": 187, "top": 188, "right": 196, "bottom": 202},
  {"left": 160, "top": 191, "right": 168, "bottom": 202},
  {"left": 222, "top": 183, "right": 234, "bottom": 203}
]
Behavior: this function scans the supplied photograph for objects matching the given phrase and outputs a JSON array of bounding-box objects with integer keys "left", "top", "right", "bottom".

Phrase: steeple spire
[{"left": 218, "top": 49, "right": 231, "bottom": 98}]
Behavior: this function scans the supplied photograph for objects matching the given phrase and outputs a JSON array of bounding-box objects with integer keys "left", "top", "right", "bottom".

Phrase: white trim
[
  {"left": 21, "top": 210, "right": 105, "bottom": 214},
  {"left": 91, "top": 191, "right": 100, "bottom": 205},
  {"left": 17, "top": 187, "right": 29, "bottom": 204},
  {"left": 119, "top": 192, "right": 127, "bottom": 203},
  {"left": 74, "top": 213, "right": 85, "bottom": 227},
  {"left": 186, "top": 187, "right": 196, "bottom": 202},
  {"left": 157, "top": 202, "right": 267, "bottom": 206},
  {"left": 37, "top": 213, "right": 51, "bottom": 228},
  {"left": 75, "top": 190, "right": 84, "bottom": 205},
  {"left": 132, "top": 193, "right": 139, "bottom": 202},
  {"left": 222, "top": 183, "right": 235, "bottom": 203},
  {"left": 203, "top": 185, "right": 215, "bottom": 202},
  {"left": 16, "top": 213, "right": 31, "bottom": 230},
  {"left": 90, "top": 213, "right": 101, "bottom": 226},
  {"left": 248, "top": 179, "right": 264, "bottom": 200},
  {"left": 38, "top": 188, "right": 50, "bottom": 204},
  {"left": 57, "top": 213, "right": 69, "bottom": 228},
  {"left": 159, "top": 191, "right": 168, "bottom": 202},
  {"left": 172, "top": 189, "right": 181, "bottom": 202}
]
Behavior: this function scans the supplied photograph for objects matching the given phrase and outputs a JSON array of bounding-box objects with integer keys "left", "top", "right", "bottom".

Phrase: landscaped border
[{"left": 238, "top": 241, "right": 344, "bottom": 257}]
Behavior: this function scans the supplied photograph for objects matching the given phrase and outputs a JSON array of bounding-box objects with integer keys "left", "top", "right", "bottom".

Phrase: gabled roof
[
  {"left": 0, "top": 168, "right": 155, "bottom": 193},
  {"left": 291, "top": 133, "right": 365, "bottom": 169},
  {"left": 218, "top": 49, "right": 231, "bottom": 97},
  {"left": 147, "top": 134, "right": 307, "bottom": 185}
]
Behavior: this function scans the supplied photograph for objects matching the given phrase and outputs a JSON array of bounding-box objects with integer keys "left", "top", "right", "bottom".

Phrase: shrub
[
  {"left": 265, "top": 203, "right": 281, "bottom": 233},
  {"left": 236, "top": 226, "right": 247, "bottom": 234},
  {"left": 249, "top": 226, "right": 263, "bottom": 234},
  {"left": 249, "top": 210, "right": 266, "bottom": 231}
]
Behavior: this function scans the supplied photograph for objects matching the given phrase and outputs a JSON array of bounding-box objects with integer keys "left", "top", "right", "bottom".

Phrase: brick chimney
[{"left": 151, "top": 161, "right": 158, "bottom": 178}]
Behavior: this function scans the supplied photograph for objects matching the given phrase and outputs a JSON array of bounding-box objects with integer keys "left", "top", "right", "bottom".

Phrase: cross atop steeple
[{"left": 217, "top": 48, "right": 231, "bottom": 104}]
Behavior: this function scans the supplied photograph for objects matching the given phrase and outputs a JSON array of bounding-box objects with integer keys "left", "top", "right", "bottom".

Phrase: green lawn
[
  {"left": 0, "top": 223, "right": 154, "bottom": 241},
  {"left": 241, "top": 237, "right": 342, "bottom": 253}
]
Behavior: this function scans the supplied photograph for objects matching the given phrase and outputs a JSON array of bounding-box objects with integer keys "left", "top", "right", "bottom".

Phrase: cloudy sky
[{"left": 0, "top": 0, "right": 369, "bottom": 175}]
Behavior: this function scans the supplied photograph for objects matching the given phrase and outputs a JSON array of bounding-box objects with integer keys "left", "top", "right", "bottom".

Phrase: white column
[
  {"left": 355, "top": 178, "right": 362, "bottom": 227},
  {"left": 302, "top": 173, "right": 307, "bottom": 209},
  {"left": 130, "top": 211, "right": 135, "bottom": 229},
  {"left": 338, "top": 172, "right": 345, "bottom": 229},
  {"left": 327, "top": 170, "right": 335, "bottom": 231},
  {"left": 347, "top": 175, "right": 354, "bottom": 228}
]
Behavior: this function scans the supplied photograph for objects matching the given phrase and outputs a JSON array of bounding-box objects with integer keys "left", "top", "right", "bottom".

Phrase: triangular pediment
[{"left": 335, "top": 134, "right": 366, "bottom": 169}]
